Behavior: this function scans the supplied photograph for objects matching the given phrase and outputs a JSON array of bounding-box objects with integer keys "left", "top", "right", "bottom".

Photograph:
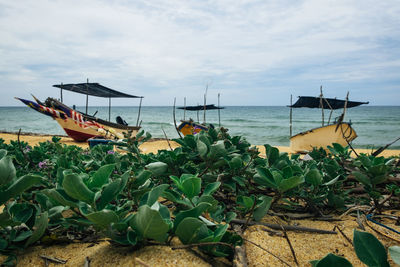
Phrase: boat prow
[{"left": 290, "top": 123, "right": 357, "bottom": 153}]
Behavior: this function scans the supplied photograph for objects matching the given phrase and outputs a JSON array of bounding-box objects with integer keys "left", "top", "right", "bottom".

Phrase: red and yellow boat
[{"left": 16, "top": 82, "right": 143, "bottom": 142}]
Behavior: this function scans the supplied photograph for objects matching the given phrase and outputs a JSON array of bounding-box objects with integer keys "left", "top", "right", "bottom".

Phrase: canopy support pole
[
  {"left": 173, "top": 97, "right": 183, "bottom": 138},
  {"left": 203, "top": 94, "right": 206, "bottom": 124},
  {"left": 218, "top": 93, "right": 221, "bottom": 127},
  {"left": 320, "top": 85, "right": 324, "bottom": 126},
  {"left": 60, "top": 83, "right": 63, "bottom": 103},
  {"left": 108, "top": 97, "right": 111, "bottom": 122},
  {"left": 183, "top": 97, "right": 186, "bottom": 120},
  {"left": 290, "top": 94, "right": 293, "bottom": 137},
  {"left": 136, "top": 97, "right": 143, "bottom": 127},
  {"left": 85, "top": 79, "right": 89, "bottom": 115},
  {"left": 203, "top": 84, "right": 208, "bottom": 124}
]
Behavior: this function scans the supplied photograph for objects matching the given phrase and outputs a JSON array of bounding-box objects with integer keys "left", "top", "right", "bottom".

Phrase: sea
[{"left": 0, "top": 105, "right": 399, "bottom": 149}]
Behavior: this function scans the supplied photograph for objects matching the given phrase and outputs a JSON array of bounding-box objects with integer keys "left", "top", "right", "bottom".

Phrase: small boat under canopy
[
  {"left": 289, "top": 88, "right": 368, "bottom": 153},
  {"left": 17, "top": 82, "right": 143, "bottom": 142}
]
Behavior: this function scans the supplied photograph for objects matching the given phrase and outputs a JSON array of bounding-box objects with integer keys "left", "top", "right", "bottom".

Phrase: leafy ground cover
[{"left": 0, "top": 128, "right": 399, "bottom": 266}]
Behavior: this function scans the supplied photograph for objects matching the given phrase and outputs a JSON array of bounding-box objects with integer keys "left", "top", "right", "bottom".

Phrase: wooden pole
[
  {"left": 136, "top": 97, "right": 143, "bottom": 127},
  {"left": 343, "top": 92, "right": 349, "bottom": 120},
  {"left": 203, "top": 93, "right": 206, "bottom": 124},
  {"left": 60, "top": 82, "right": 63, "bottom": 103},
  {"left": 203, "top": 84, "right": 208, "bottom": 124},
  {"left": 86, "top": 78, "right": 89, "bottom": 115},
  {"left": 183, "top": 97, "right": 186, "bottom": 120},
  {"left": 197, "top": 103, "right": 199, "bottom": 122},
  {"left": 108, "top": 97, "right": 111, "bottom": 122},
  {"left": 218, "top": 93, "right": 221, "bottom": 127},
  {"left": 173, "top": 97, "right": 183, "bottom": 138},
  {"left": 290, "top": 94, "right": 293, "bottom": 137},
  {"left": 320, "top": 85, "right": 324, "bottom": 126}
]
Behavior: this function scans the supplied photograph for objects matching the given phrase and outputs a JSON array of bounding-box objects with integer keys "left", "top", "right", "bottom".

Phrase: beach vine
[{"left": 0, "top": 128, "right": 399, "bottom": 266}]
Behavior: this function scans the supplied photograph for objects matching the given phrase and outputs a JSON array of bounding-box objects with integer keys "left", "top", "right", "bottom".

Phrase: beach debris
[{"left": 39, "top": 255, "right": 67, "bottom": 265}]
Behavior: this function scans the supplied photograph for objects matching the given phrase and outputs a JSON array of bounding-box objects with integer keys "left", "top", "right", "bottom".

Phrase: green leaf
[
  {"left": 62, "top": 173, "right": 95, "bottom": 204},
  {"left": 175, "top": 217, "right": 207, "bottom": 244},
  {"left": 0, "top": 175, "right": 43, "bottom": 205},
  {"left": 25, "top": 212, "right": 48, "bottom": 247},
  {"left": 352, "top": 171, "right": 371, "bottom": 187},
  {"left": 131, "top": 205, "right": 169, "bottom": 242},
  {"left": 389, "top": 246, "right": 400, "bottom": 265},
  {"left": 229, "top": 156, "right": 243, "bottom": 170},
  {"left": 173, "top": 203, "right": 211, "bottom": 231},
  {"left": 9, "top": 203, "right": 34, "bottom": 223},
  {"left": 0, "top": 155, "right": 16, "bottom": 186},
  {"left": 314, "top": 253, "right": 353, "bottom": 267},
  {"left": 264, "top": 144, "right": 279, "bottom": 166},
  {"left": 96, "top": 180, "right": 120, "bottom": 210},
  {"left": 255, "top": 167, "right": 277, "bottom": 188},
  {"left": 305, "top": 169, "right": 323, "bottom": 186},
  {"left": 353, "top": 229, "right": 389, "bottom": 267},
  {"left": 208, "top": 141, "right": 226, "bottom": 159},
  {"left": 145, "top": 162, "right": 168, "bottom": 176},
  {"left": 278, "top": 176, "right": 304, "bottom": 193},
  {"left": 203, "top": 182, "right": 221, "bottom": 196},
  {"left": 134, "top": 170, "right": 152, "bottom": 187},
  {"left": 0, "top": 149, "right": 7, "bottom": 160},
  {"left": 253, "top": 196, "right": 272, "bottom": 221},
  {"left": 197, "top": 140, "right": 208, "bottom": 158},
  {"left": 237, "top": 195, "right": 254, "bottom": 210},
  {"left": 146, "top": 184, "right": 169, "bottom": 206},
  {"left": 13, "top": 230, "right": 32, "bottom": 242},
  {"left": 42, "top": 188, "right": 79, "bottom": 208},
  {"left": 84, "top": 209, "right": 119, "bottom": 229},
  {"left": 181, "top": 177, "right": 201, "bottom": 199},
  {"left": 87, "top": 164, "right": 115, "bottom": 189}
]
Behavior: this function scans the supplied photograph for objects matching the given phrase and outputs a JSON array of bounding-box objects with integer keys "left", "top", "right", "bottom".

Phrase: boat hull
[
  {"left": 290, "top": 123, "right": 357, "bottom": 153},
  {"left": 177, "top": 121, "right": 209, "bottom": 136},
  {"left": 55, "top": 117, "right": 139, "bottom": 142},
  {"left": 16, "top": 97, "right": 140, "bottom": 142}
]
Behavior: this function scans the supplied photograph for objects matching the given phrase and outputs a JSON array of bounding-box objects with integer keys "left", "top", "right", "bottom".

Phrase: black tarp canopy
[
  {"left": 53, "top": 83, "right": 143, "bottom": 98},
  {"left": 177, "top": 104, "right": 224, "bottom": 111},
  {"left": 289, "top": 96, "right": 368, "bottom": 109}
]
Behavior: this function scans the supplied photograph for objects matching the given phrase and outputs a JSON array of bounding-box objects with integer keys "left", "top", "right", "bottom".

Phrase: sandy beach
[
  {"left": 1, "top": 131, "right": 400, "bottom": 266},
  {"left": 1, "top": 131, "right": 399, "bottom": 157}
]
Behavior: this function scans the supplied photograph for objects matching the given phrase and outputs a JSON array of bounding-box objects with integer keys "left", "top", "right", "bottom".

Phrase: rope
[{"left": 366, "top": 214, "right": 400, "bottom": 235}]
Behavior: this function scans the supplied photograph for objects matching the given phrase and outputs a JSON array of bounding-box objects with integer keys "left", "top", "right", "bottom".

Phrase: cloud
[{"left": 0, "top": 0, "right": 399, "bottom": 105}]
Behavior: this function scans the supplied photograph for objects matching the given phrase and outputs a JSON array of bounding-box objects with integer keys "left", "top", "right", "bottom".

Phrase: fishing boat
[
  {"left": 16, "top": 82, "right": 143, "bottom": 142},
  {"left": 173, "top": 92, "right": 224, "bottom": 137},
  {"left": 289, "top": 88, "right": 368, "bottom": 153},
  {"left": 176, "top": 104, "right": 223, "bottom": 136}
]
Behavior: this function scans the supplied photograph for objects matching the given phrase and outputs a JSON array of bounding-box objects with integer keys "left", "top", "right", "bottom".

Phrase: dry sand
[
  {"left": 1, "top": 132, "right": 399, "bottom": 157},
  {"left": 1, "top": 132, "right": 400, "bottom": 266}
]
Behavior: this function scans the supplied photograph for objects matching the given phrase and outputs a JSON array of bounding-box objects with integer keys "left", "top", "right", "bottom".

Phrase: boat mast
[
  {"left": 85, "top": 78, "right": 89, "bottom": 115},
  {"left": 319, "top": 85, "right": 324, "bottom": 126},
  {"left": 289, "top": 94, "right": 293, "bottom": 137}
]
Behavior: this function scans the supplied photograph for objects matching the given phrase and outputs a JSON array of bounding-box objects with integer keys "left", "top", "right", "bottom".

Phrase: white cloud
[{"left": 0, "top": 0, "right": 399, "bottom": 105}]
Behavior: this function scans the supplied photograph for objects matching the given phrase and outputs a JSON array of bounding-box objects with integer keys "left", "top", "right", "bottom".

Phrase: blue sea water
[{"left": 0, "top": 105, "right": 399, "bottom": 149}]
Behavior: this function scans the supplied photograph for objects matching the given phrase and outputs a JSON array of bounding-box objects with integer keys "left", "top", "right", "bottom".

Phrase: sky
[{"left": 1, "top": 0, "right": 399, "bottom": 107}]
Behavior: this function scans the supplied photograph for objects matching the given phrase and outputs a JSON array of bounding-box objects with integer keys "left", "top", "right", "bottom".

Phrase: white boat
[{"left": 289, "top": 88, "right": 368, "bottom": 153}]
